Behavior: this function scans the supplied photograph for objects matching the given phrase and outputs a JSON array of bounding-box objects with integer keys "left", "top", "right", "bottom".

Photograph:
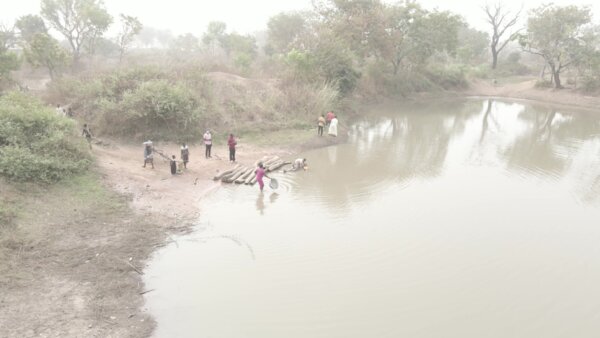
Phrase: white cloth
[
  {"left": 292, "top": 158, "right": 305, "bottom": 171},
  {"left": 328, "top": 118, "right": 338, "bottom": 137},
  {"left": 203, "top": 132, "right": 212, "bottom": 145}
]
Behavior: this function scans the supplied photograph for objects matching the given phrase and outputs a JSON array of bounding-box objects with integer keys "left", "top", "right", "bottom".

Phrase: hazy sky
[{"left": 1, "top": 0, "right": 598, "bottom": 36}]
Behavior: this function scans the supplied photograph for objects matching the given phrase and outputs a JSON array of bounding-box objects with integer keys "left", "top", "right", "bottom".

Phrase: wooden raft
[{"left": 212, "top": 156, "right": 290, "bottom": 185}]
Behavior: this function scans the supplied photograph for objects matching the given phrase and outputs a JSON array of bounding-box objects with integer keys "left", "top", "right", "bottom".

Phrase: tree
[
  {"left": 41, "top": 0, "right": 112, "bottom": 66},
  {"left": 170, "top": 33, "right": 200, "bottom": 54},
  {"left": 520, "top": 4, "right": 595, "bottom": 88},
  {"left": 220, "top": 33, "right": 257, "bottom": 58},
  {"left": 116, "top": 14, "right": 142, "bottom": 63},
  {"left": 15, "top": 15, "right": 69, "bottom": 79},
  {"left": 266, "top": 12, "right": 307, "bottom": 54},
  {"left": 0, "top": 25, "right": 20, "bottom": 87},
  {"left": 483, "top": 2, "right": 522, "bottom": 69},
  {"left": 14, "top": 15, "right": 47, "bottom": 42},
  {"left": 457, "top": 24, "right": 489, "bottom": 64},
  {"left": 202, "top": 21, "right": 227, "bottom": 53},
  {"left": 23, "top": 33, "right": 69, "bottom": 79}
]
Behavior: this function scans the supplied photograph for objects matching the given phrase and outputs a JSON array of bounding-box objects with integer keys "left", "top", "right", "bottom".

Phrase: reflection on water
[{"left": 145, "top": 98, "right": 600, "bottom": 338}]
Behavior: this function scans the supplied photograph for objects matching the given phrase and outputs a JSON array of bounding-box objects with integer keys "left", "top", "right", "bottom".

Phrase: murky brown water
[{"left": 144, "top": 98, "right": 600, "bottom": 338}]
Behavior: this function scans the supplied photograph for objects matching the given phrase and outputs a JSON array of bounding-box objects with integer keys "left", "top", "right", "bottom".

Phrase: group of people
[
  {"left": 202, "top": 130, "right": 238, "bottom": 162},
  {"left": 142, "top": 130, "right": 239, "bottom": 176},
  {"left": 318, "top": 111, "right": 338, "bottom": 137}
]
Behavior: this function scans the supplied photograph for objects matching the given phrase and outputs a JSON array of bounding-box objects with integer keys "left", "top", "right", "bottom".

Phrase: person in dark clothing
[
  {"left": 170, "top": 155, "right": 177, "bottom": 175},
  {"left": 82, "top": 124, "right": 93, "bottom": 149},
  {"left": 228, "top": 134, "right": 237, "bottom": 162},
  {"left": 181, "top": 143, "right": 189, "bottom": 168}
]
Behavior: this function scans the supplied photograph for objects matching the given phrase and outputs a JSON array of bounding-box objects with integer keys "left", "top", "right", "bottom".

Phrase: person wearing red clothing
[
  {"left": 228, "top": 134, "right": 237, "bottom": 162},
  {"left": 326, "top": 111, "right": 335, "bottom": 126}
]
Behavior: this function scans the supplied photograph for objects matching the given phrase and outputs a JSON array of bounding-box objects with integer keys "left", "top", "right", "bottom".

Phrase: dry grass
[{"left": 0, "top": 172, "right": 165, "bottom": 337}]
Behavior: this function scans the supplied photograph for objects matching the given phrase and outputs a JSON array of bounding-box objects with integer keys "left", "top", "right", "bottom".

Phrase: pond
[{"left": 144, "top": 98, "right": 600, "bottom": 338}]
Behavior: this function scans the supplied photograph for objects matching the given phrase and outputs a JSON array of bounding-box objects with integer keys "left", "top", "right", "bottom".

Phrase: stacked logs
[{"left": 212, "top": 156, "right": 291, "bottom": 185}]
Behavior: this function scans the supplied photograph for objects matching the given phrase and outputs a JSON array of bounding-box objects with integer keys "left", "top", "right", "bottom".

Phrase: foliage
[
  {"left": 202, "top": 21, "right": 227, "bottom": 51},
  {"left": 15, "top": 15, "right": 47, "bottom": 42},
  {"left": 457, "top": 24, "right": 489, "bottom": 64},
  {"left": 520, "top": 4, "right": 595, "bottom": 88},
  {"left": 41, "top": 0, "right": 113, "bottom": 64},
  {"left": 116, "top": 14, "right": 143, "bottom": 62},
  {"left": 23, "top": 33, "right": 70, "bottom": 79},
  {"left": 48, "top": 67, "right": 212, "bottom": 141},
  {"left": 0, "top": 26, "right": 20, "bottom": 89},
  {"left": 170, "top": 33, "right": 200, "bottom": 54},
  {"left": 0, "top": 92, "right": 91, "bottom": 183},
  {"left": 265, "top": 12, "right": 307, "bottom": 55}
]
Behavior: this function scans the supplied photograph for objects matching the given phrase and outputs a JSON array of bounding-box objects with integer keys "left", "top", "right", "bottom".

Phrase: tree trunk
[
  {"left": 491, "top": 49, "right": 498, "bottom": 69},
  {"left": 550, "top": 64, "right": 562, "bottom": 89}
]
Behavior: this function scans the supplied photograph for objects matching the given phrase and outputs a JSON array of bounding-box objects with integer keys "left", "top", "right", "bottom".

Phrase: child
[
  {"left": 170, "top": 155, "right": 177, "bottom": 175},
  {"left": 181, "top": 143, "right": 189, "bottom": 168}
]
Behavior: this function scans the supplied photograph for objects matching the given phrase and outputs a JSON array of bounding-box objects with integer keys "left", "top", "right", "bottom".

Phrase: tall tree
[
  {"left": 266, "top": 12, "right": 307, "bottom": 55},
  {"left": 520, "top": 4, "right": 595, "bottom": 88},
  {"left": 116, "top": 14, "right": 142, "bottom": 63},
  {"left": 41, "top": 0, "right": 112, "bottom": 66},
  {"left": 14, "top": 15, "right": 47, "bottom": 42},
  {"left": 0, "top": 25, "right": 21, "bottom": 87},
  {"left": 23, "top": 33, "right": 69, "bottom": 79},
  {"left": 483, "top": 2, "right": 522, "bottom": 69},
  {"left": 15, "top": 14, "right": 69, "bottom": 79},
  {"left": 202, "top": 21, "right": 227, "bottom": 54}
]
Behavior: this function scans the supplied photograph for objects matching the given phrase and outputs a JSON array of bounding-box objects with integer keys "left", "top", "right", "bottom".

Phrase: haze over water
[{"left": 145, "top": 98, "right": 600, "bottom": 337}]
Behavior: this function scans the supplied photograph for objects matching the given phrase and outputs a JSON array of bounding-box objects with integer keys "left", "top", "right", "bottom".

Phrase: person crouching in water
[
  {"left": 228, "top": 134, "right": 237, "bottom": 162},
  {"left": 255, "top": 162, "right": 270, "bottom": 192},
  {"left": 181, "top": 143, "right": 189, "bottom": 168},
  {"left": 285, "top": 158, "right": 307, "bottom": 173}
]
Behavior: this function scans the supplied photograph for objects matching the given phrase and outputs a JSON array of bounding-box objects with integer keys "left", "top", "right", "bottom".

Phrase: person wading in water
[{"left": 255, "top": 162, "right": 271, "bottom": 192}]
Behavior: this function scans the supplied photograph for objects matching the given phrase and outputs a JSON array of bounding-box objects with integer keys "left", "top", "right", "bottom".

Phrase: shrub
[
  {"left": 47, "top": 67, "right": 212, "bottom": 141},
  {"left": 0, "top": 92, "right": 91, "bottom": 183},
  {"left": 425, "top": 64, "right": 468, "bottom": 89}
]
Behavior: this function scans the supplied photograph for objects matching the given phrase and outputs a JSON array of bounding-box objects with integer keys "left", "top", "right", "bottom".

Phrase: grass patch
[{"left": 241, "top": 128, "right": 316, "bottom": 147}]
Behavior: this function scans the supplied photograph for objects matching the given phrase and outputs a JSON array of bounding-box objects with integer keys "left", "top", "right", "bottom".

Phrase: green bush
[
  {"left": 0, "top": 92, "right": 91, "bottom": 183},
  {"left": 425, "top": 64, "right": 468, "bottom": 89},
  {"left": 47, "top": 67, "right": 212, "bottom": 141}
]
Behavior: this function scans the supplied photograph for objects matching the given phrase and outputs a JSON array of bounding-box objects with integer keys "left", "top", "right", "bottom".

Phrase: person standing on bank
[
  {"left": 170, "top": 155, "right": 177, "bottom": 175},
  {"left": 318, "top": 114, "right": 325, "bottom": 136},
  {"left": 228, "top": 134, "right": 237, "bottom": 162},
  {"left": 326, "top": 111, "right": 335, "bottom": 126},
  {"left": 328, "top": 115, "right": 339, "bottom": 137},
  {"left": 203, "top": 130, "right": 212, "bottom": 158},
  {"left": 180, "top": 143, "right": 189, "bottom": 168}
]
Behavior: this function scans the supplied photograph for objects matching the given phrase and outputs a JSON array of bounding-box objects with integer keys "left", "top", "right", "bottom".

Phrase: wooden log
[
  {"left": 244, "top": 170, "right": 256, "bottom": 184},
  {"left": 213, "top": 165, "right": 240, "bottom": 180},
  {"left": 267, "top": 160, "right": 288, "bottom": 171},
  {"left": 235, "top": 168, "right": 254, "bottom": 184},
  {"left": 269, "top": 161, "right": 291, "bottom": 172},
  {"left": 221, "top": 166, "right": 246, "bottom": 183},
  {"left": 224, "top": 166, "right": 249, "bottom": 183},
  {"left": 262, "top": 156, "right": 280, "bottom": 167}
]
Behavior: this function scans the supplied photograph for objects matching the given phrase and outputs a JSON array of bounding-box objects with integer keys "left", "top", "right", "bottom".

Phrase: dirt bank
[{"left": 462, "top": 78, "right": 600, "bottom": 110}]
